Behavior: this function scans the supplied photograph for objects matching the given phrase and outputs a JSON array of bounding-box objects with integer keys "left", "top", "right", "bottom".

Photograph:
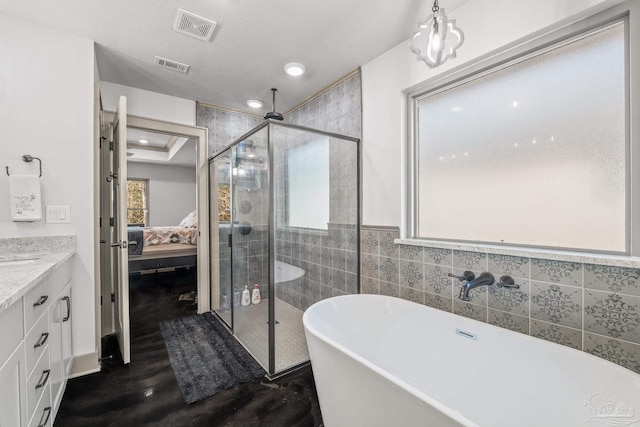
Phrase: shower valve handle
[
  {"left": 448, "top": 271, "right": 475, "bottom": 282},
  {"left": 497, "top": 275, "right": 520, "bottom": 289}
]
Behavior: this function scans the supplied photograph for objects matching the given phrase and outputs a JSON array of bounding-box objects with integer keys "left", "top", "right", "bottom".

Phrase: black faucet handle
[
  {"left": 497, "top": 275, "right": 520, "bottom": 289},
  {"left": 448, "top": 271, "right": 475, "bottom": 282}
]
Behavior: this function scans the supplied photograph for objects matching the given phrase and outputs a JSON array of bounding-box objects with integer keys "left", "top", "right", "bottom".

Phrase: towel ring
[{"left": 5, "top": 154, "right": 42, "bottom": 177}]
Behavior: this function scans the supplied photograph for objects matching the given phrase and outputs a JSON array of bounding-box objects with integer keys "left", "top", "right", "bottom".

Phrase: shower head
[{"left": 264, "top": 88, "right": 284, "bottom": 121}]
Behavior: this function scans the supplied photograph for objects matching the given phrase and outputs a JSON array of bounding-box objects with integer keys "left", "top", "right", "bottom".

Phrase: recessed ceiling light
[
  {"left": 284, "top": 62, "right": 306, "bottom": 77},
  {"left": 246, "top": 99, "right": 263, "bottom": 109},
  {"left": 139, "top": 139, "right": 149, "bottom": 144}
]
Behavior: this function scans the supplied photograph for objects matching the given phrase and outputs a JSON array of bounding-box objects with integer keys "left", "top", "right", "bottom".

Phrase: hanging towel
[{"left": 9, "top": 174, "right": 42, "bottom": 222}]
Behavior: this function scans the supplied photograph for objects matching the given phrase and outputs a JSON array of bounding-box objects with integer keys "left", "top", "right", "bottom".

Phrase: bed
[{"left": 127, "top": 211, "right": 198, "bottom": 274}]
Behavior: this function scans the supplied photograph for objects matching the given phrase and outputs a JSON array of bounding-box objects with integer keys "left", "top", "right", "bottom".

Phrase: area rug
[{"left": 159, "top": 312, "right": 265, "bottom": 404}]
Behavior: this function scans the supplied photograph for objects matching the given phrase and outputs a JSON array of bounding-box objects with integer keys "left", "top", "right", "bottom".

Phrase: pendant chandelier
[{"left": 409, "top": 0, "right": 464, "bottom": 68}]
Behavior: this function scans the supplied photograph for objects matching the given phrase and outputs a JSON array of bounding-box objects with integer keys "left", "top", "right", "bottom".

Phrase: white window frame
[{"left": 406, "top": 0, "right": 639, "bottom": 256}]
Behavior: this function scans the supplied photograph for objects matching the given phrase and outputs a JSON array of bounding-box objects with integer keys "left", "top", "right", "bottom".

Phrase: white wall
[
  {"left": 100, "top": 81, "right": 196, "bottom": 126},
  {"left": 127, "top": 162, "right": 197, "bottom": 226},
  {"left": 0, "top": 14, "right": 95, "bottom": 355},
  {"left": 361, "top": 0, "right": 621, "bottom": 227}
]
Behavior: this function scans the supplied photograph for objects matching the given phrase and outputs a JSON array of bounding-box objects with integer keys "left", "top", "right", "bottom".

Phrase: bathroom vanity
[{"left": 0, "top": 236, "right": 75, "bottom": 427}]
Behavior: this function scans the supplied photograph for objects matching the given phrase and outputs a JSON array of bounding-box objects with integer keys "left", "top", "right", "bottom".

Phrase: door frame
[{"left": 98, "top": 112, "right": 210, "bottom": 346}]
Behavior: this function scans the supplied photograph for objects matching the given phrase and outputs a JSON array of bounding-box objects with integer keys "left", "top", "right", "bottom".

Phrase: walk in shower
[{"left": 209, "top": 120, "right": 359, "bottom": 377}]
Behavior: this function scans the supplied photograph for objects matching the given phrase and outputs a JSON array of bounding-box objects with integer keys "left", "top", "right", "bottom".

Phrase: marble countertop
[{"left": 0, "top": 236, "right": 76, "bottom": 314}]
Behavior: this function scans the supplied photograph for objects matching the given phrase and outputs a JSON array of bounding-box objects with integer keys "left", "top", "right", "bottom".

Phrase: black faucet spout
[{"left": 459, "top": 272, "right": 495, "bottom": 301}]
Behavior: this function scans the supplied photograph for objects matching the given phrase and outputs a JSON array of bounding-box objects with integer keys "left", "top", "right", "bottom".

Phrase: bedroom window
[
  {"left": 408, "top": 10, "right": 635, "bottom": 254},
  {"left": 127, "top": 178, "right": 149, "bottom": 226}
]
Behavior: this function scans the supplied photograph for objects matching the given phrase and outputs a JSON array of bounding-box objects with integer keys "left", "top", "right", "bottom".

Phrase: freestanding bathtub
[{"left": 303, "top": 294, "right": 640, "bottom": 427}]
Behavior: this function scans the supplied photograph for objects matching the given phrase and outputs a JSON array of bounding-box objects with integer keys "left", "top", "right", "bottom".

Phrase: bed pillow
[{"left": 179, "top": 210, "right": 198, "bottom": 228}]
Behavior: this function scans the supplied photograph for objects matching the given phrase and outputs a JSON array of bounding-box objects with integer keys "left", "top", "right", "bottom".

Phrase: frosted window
[
  {"left": 288, "top": 138, "right": 330, "bottom": 229},
  {"left": 416, "top": 24, "right": 626, "bottom": 252}
]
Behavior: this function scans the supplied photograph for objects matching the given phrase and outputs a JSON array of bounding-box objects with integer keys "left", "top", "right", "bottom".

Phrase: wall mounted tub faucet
[{"left": 457, "top": 272, "right": 495, "bottom": 301}]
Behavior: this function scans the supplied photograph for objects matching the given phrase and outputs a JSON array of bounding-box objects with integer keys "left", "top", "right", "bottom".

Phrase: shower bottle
[
  {"left": 241, "top": 285, "right": 251, "bottom": 306},
  {"left": 251, "top": 284, "right": 261, "bottom": 304}
]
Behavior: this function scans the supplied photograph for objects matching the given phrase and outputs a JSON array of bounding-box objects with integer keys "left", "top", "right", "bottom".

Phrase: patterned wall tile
[
  {"left": 453, "top": 300, "right": 487, "bottom": 322},
  {"left": 399, "top": 260, "right": 424, "bottom": 290},
  {"left": 488, "top": 254, "right": 530, "bottom": 279},
  {"left": 584, "top": 290, "right": 640, "bottom": 344},
  {"left": 424, "top": 263, "right": 452, "bottom": 296},
  {"left": 345, "top": 273, "right": 358, "bottom": 294},
  {"left": 488, "top": 280, "right": 530, "bottom": 317},
  {"left": 530, "top": 281, "right": 582, "bottom": 329},
  {"left": 360, "top": 275, "right": 379, "bottom": 294},
  {"left": 531, "top": 259, "right": 583, "bottom": 287},
  {"left": 361, "top": 230, "right": 379, "bottom": 255},
  {"left": 400, "top": 286, "right": 424, "bottom": 305},
  {"left": 584, "top": 264, "right": 640, "bottom": 297},
  {"left": 345, "top": 251, "right": 358, "bottom": 274},
  {"left": 425, "top": 292, "right": 452, "bottom": 312},
  {"left": 488, "top": 309, "right": 529, "bottom": 334},
  {"left": 379, "top": 230, "right": 400, "bottom": 258},
  {"left": 360, "top": 253, "right": 379, "bottom": 279},
  {"left": 530, "top": 319, "right": 582, "bottom": 350},
  {"left": 380, "top": 281, "right": 399, "bottom": 298},
  {"left": 332, "top": 248, "right": 346, "bottom": 271},
  {"left": 379, "top": 256, "right": 399, "bottom": 284},
  {"left": 399, "top": 245, "right": 423, "bottom": 262},
  {"left": 584, "top": 332, "right": 640, "bottom": 374},
  {"left": 424, "top": 247, "right": 452, "bottom": 266},
  {"left": 453, "top": 250, "right": 487, "bottom": 272}
]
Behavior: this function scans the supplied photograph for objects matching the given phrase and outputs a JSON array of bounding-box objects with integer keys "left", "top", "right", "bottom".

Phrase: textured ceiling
[{"left": 0, "top": 0, "right": 469, "bottom": 115}]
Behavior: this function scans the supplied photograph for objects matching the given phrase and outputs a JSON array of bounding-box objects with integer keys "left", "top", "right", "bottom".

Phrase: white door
[{"left": 111, "top": 96, "right": 130, "bottom": 364}]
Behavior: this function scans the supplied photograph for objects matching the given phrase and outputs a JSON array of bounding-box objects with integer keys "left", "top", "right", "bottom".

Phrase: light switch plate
[{"left": 46, "top": 205, "right": 70, "bottom": 224}]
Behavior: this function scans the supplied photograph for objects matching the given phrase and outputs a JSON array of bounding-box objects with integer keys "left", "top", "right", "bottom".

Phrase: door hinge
[
  {"left": 111, "top": 293, "right": 115, "bottom": 303},
  {"left": 99, "top": 217, "right": 102, "bottom": 228},
  {"left": 109, "top": 141, "right": 114, "bottom": 151},
  {"left": 110, "top": 217, "right": 114, "bottom": 227},
  {"left": 100, "top": 296, "right": 103, "bottom": 306}
]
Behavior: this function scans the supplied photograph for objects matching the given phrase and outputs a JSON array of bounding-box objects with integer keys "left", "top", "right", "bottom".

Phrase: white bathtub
[{"left": 303, "top": 294, "right": 640, "bottom": 427}]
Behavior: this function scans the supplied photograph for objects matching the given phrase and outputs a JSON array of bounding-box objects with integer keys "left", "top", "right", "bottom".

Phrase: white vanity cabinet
[
  {"left": 0, "top": 301, "right": 28, "bottom": 427},
  {"left": 48, "top": 277, "right": 72, "bottom": 417},
  {"left": 0, "top": 254, "right": 73, "bottom": 427}
]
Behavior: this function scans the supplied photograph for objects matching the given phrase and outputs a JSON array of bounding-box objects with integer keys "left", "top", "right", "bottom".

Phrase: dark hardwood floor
[{"left": 55, "top": 269, "right": 324, "bottom": 426}]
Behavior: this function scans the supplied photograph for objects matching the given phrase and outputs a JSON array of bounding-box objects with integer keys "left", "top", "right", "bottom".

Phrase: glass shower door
[
  {"left": 210, "top": 150, "right": 232, "bottom": 327},
  {"left": 230, "top": 131, "right": 270, "bottom": 370}
]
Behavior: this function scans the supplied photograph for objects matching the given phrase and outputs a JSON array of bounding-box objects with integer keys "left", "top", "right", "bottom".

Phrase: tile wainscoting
[{"left": 360, "top": 226, "right": 640, "bottom": 374}]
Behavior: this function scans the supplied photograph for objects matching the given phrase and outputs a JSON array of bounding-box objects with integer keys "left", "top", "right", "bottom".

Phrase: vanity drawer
[
  {"left": 25, "top": 313, "right": 50, "bottom": 378},
  {"left": 0, "top": 300, "right": 24, "bottom": 366},
  {"left": 24, "top": 278, "right": 50, "bottom": 333},
  {"left": 28, "top": 383, "right": 51, "bottom": 427},
  {"left": 26, "top": 345, "right": 50, "bottom": 421},
  {"left": 48, "top": 259, "right": 71, "bottom": 302}
]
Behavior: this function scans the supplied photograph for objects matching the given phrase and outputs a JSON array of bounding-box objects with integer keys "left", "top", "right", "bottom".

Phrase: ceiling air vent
[
  {"left": 173, "top": 9, "right": 217, "bottom": 42},
  {"left": 154, "top": 56, "right": 190, "bottom": 74}
]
